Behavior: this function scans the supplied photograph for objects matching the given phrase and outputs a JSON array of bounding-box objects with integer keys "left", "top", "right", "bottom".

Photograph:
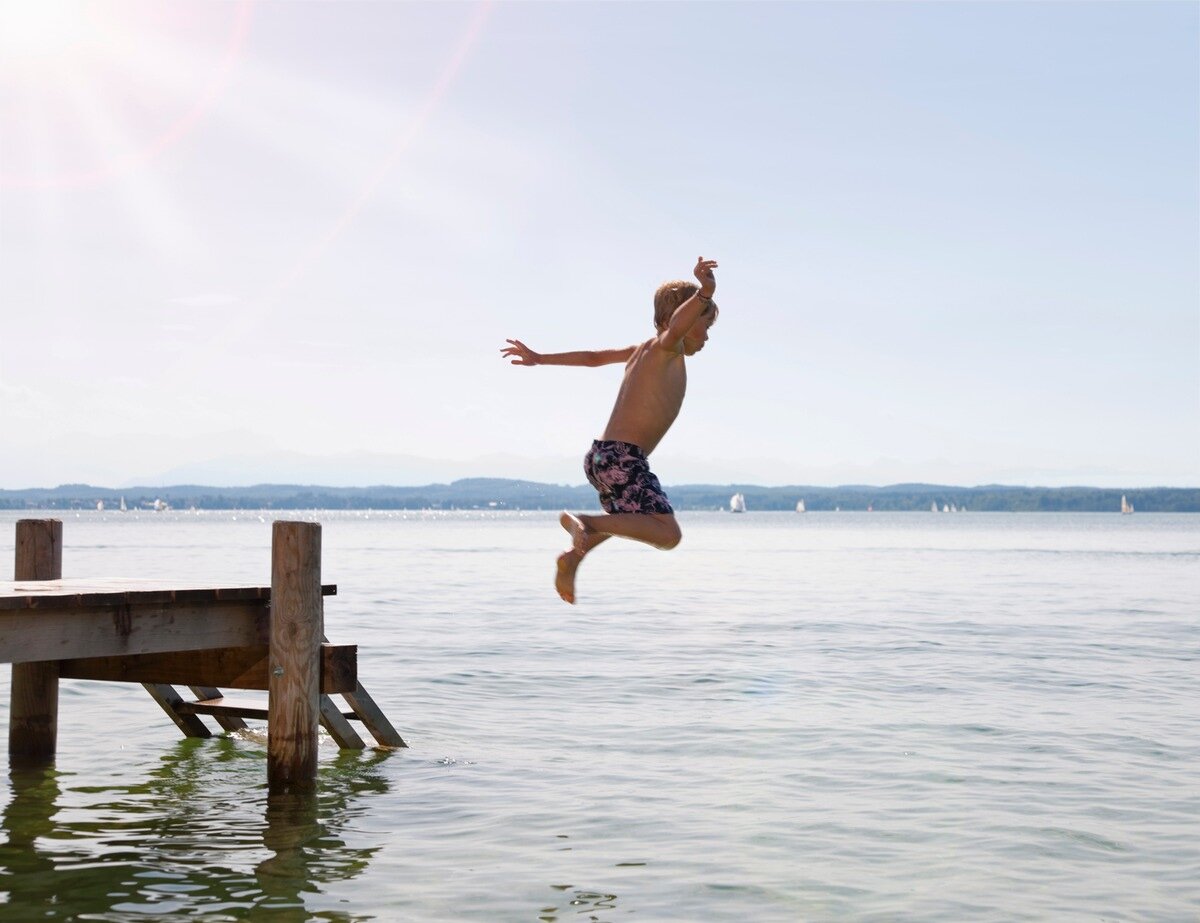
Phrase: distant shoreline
[{"left": 2, "top": 480, "right": 1197, "bottom": 513}]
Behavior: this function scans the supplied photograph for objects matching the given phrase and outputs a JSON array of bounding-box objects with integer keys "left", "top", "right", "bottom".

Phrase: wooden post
[
  {"left": 268, "top": 521, "right": 322, "bottom": 792},
  {"left": 10, "top": 519, "right": 63, "bottom": 765}
]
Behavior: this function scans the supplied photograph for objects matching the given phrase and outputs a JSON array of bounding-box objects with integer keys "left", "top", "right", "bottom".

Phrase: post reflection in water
[
  {"left": 0, "top": 737, "right": 393, "bottom": 919},
  {"left": 538, "top": 886, "right": 620, "bottom": 923},
  {"left": 0, "top": 765, "right": 62, "bottom": 912}
]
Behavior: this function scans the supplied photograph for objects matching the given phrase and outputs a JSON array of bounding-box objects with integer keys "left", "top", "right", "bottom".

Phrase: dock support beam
[
  {"left": 10, "top": 519, "right": 62, "bottom": 766},
  {"left": 268, "top": 521, "right": 322, "bottom": 793}
]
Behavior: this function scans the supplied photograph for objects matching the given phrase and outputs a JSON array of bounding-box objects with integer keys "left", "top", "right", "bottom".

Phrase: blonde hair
[{"left": 653, "top": 280, "right": 718, "bottom": 330}]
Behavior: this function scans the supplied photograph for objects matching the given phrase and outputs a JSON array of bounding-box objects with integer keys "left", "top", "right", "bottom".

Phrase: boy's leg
[
  {"left": 555, "top": 514, "right": 681, "bottom": 604},
  {"left": 556, "top": 443, "right": 679, "bottom": 602},
  {"left": 555, "top": 515, "right": 611, "bottom": 604},
  {"left": 559, "top": 512, "right": 613, "bottom": 555},
  {"left": 571, "top": 511, "right": 681, "bottom": 551}
]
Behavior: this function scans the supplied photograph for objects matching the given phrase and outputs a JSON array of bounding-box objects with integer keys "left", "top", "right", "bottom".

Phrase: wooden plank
[
  {"left": 57, "top": 644, "right": 357, "bottom": 693},
  {"left": 342, "top": 683, "right": 408, "bottom": 749},
  {"left": 0, "top": 600, "right": 269, "bottom": 664},
  {"left": 179, "top": 696, "right": 358, "bottom": 722},
  {"left": 9, "top": 520, "right": 62, "bottom": 765},
  {"left": 188, "top": 686, "right": 248, "bottom": 732},
  {"left": 268, "top": 521, "right": 323, "bottom": 792},
  {"left": 60, "top": 645, "right": 268, "bottom": 686},
  {"left": 319, "top": 695, "right": 366, "bottom": 749},
  {"left": 0, "top": 580, "right": 337, "bottom": 611},
  {"left": 323, "top": 643, "right": 357, "bottom": 694},
  {"left": 143, "top": 683, "right": 212, "bottom": 738},
  {"left": 179, "top": 696, "right": 268, "bottom": 721}
]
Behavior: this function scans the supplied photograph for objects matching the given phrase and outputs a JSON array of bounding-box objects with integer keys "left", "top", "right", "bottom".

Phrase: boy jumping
[{"left": 501, "top": 256, "right": 719, "bottom": 603}]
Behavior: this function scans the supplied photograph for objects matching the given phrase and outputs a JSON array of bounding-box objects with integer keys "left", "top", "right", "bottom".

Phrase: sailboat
[
  {"left": 119, "top": 497, "right": 127, "bottom": 512},
  {"left": 729, "top": 492, "right": 746, "bottom": 513},
  {"left": 795, "top": 499, "right": 806, "bottom": 513},
  {"left": 96, "top": 500, "right": 104, "bottom": 511},
  {"left": 1121, "top": 495, "right": 1134, "bottom": 515},
  {"left": 931, "top": 501, "right": 939, "bottom": 513}
]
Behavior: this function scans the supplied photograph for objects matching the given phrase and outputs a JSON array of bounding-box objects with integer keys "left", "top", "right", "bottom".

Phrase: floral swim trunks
[{"left": 583, "top": 440, "right": 674, "bottom": 515}]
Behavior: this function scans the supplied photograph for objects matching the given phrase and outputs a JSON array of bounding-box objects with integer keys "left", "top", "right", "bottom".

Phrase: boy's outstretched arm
[
  {"left": 501, "top": 339, "right": 634, "bottom": 367},
  {"left": 657, "top": 256, "right": 718, "bottom": 352}
]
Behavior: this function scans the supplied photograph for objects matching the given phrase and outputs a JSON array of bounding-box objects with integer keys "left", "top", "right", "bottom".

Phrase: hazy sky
[{"left": 1, "top": 0, "right": 1196, "bottom": 489}]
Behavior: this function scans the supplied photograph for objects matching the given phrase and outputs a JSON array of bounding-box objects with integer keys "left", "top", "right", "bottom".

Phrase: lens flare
[
  {"left": 0, "top": 0, "right": 252, "bottom": 190},
  {"left": 0, "top": 2, "right": 89, "bottom": 64}
]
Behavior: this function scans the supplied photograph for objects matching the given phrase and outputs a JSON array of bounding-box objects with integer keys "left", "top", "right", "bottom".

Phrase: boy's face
[{"left": 681, "top": 312, "right": 716, "bottom": 356}]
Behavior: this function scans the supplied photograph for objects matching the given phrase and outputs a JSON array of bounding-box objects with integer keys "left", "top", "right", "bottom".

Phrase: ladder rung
[
  {"left": 177, "top": 697, "right": 359, "bottom": 721},
  {"left": 177, "top": 697, "right": 266, "bottom": 720}
]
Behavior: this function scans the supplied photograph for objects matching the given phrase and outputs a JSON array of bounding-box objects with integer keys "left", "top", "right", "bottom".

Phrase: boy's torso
[{"left": 600, "top": 337, "right": 685, "bottom": 455}]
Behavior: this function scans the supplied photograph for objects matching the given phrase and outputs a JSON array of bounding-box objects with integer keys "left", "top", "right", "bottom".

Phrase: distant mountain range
[{"left": 2, "top": 479, "right": 1197, "bottom": 512}]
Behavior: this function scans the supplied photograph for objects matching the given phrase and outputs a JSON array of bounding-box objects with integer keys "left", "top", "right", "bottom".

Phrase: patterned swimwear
[{"left": 583, "top": 440, "right": 674, "bottom": 515}]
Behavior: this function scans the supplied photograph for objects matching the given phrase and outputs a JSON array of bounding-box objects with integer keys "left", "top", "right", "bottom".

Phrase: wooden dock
[{"left": 2, "top": 519, "right": 405, "bottom": 793}]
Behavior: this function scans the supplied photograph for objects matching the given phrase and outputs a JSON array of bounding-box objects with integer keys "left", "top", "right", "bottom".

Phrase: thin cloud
[{"left": 167, "top": 293, "right": 241, "bottom": 308}]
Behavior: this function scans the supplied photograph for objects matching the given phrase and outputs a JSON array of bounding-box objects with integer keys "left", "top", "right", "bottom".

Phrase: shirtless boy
[{"left": 500, "top": 256, "right": 719, "bottom": 603}]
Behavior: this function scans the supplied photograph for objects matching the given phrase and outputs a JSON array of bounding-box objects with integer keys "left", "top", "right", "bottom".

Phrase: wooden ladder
[{"left": 145, "top": 678, "right": 406, "bottom": 750}]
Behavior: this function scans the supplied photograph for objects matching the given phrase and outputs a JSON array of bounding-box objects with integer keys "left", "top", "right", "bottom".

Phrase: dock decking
[{"left": 2, "top": 519, "right": 404, "bottom": 793}]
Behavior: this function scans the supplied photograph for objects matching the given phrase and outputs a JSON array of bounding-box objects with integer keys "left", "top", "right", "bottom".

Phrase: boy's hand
[
  {"left": 694, "top": 256, "right": 718, "bottom": 297},
  {"left": 501, "top": 339, "right": 541, "bottom": 366}
]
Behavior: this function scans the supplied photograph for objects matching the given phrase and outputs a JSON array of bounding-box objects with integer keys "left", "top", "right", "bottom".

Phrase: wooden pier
[{"left": 1, "top": 519, "right": 405, "bottom": 792}]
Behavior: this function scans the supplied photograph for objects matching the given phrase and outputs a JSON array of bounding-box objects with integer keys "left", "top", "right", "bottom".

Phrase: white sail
[
  {"left": 931, "top": 501, "right": 939, "bottom": 512},
  {"left": 729, "top": 492, "right": 746, "bottom": 513},
  {"left": 119, "top": 497, "right": 127, "bottom": 512},
  {"left": 1121, "top": 495, "right": 1133, "bottom": 515},
  {"left": 796, "top": 499, "right": 806, "bottom": 513}
]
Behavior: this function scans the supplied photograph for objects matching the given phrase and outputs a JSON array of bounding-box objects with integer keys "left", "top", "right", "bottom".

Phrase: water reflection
[
  {"left": 539, "top": 885, "right": 620, "bottom": 922},
  {"left": 0, "top": 738, "right": 392, "bottom": 919}
]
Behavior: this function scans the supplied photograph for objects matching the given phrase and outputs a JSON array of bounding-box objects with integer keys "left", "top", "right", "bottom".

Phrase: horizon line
[{"left": 2, "top": 479, "right": 1196, "bottom": 493}]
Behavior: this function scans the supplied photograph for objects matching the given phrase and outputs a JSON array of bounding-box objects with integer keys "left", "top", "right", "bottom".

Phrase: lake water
[{"left": 0, "top": 510, "right": 1197, "bottom": 921}]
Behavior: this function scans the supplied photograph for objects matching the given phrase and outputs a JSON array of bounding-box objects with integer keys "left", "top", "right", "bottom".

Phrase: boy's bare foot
[
  {"left": 555, "top": 550, "right": 582, "bottom": 604},
  {"left": 559, "top": 511, "right": 591, "bottom": 554}
]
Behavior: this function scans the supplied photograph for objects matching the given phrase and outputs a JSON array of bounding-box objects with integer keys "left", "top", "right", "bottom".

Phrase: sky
[{"left": 1, "top": 0, "right": 1196, "bottom": 489}]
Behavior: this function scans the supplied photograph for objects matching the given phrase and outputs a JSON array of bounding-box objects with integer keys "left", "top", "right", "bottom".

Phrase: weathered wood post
[
  {"left": 9, "top": 519, "right": 63, "bottom": 765},
  {"left": 268, "top": 521, "right": 322, "bottom": 792}
]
